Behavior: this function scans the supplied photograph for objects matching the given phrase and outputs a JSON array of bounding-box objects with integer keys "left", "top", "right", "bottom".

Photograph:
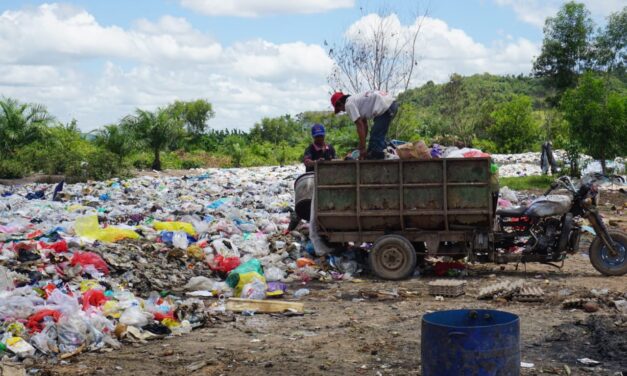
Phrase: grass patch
[{"left": 499, "top": 175, "right": 555, "bottom": 190}]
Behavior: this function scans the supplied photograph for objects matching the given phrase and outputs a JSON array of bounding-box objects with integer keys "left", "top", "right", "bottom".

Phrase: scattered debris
[
  {"left": 583, "top": 301, "right": 600, "bottom": 313},
  {"left": 428, "top": 279, "right": 466, "bottom": 297},
  {"left": 562, "top": 298, "right": 593, "bottom": 309},
  {"left": 515, "top": 287, "right": 545, "bottom": 302},
  {"left": 359, "top": 289, "right": 400, "bottom": 301},
  {"left": 578, "top": 358, "right": 601, "bottom": 366},
  {"left": 477, "top": 280, "right": 524, "bottom": 300}
]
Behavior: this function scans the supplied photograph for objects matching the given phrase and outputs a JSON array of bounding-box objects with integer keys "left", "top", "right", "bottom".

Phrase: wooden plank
[{"left": 226, "top": 298, "right": 304, "bottom": 314}]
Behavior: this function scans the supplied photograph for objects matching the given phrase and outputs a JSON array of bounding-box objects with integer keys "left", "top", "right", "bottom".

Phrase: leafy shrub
[
  {"left": 181, "top": 158, "right": 202, "bottom": 169},
  {"left": 489, "top": 95, "right": 540, "bottom": 153},
  {"left": 472, "top": 138, "right": 498, "bottom": 153},
  {"left": 129, "top": 152, "right": 152, "bottom": 170},
  {"left": 83, "top": 149, "right": 121, "bottom": 180},
  {"left": 0, "top": 159, "right": 26, "bottom": 179}
]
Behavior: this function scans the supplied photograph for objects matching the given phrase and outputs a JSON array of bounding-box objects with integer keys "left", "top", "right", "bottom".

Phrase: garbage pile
[
  {"left": 0, "top": 166, "right": 348, "bottom": 361},
  {"left": 393, "top": 142, "right": 489, "bottom": 160},
  {"left": 491, "top": 150, "right": 571, "bottom": 177}
]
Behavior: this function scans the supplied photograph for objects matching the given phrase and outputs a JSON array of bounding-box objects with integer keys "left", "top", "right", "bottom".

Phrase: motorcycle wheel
[{"left": 589, "top": 230, "right": 627, "bottom": 276}]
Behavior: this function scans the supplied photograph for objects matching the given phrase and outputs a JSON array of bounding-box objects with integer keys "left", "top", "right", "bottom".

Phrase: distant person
[
  {"left": 331, "top": 90, "right": 398, "bottom": 160},
  {"left": 541, "top": 141, "right": 558, "bottom": 175},
  {"left": 303, "top": 124, "right": 336, "bottom": 172}
]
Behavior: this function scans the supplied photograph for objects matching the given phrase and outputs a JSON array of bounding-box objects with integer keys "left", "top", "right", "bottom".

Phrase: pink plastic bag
[
  {"left": 463, "top": 150, "right": 490, "bottom": 158},
  {"left": 70, "top": 252, "right": 109, "bottom": 275}
]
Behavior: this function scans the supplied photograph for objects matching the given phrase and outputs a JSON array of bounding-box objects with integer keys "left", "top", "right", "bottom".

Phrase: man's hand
[{"left": 358, "top": 147, "right": 366, "bottom": 160}]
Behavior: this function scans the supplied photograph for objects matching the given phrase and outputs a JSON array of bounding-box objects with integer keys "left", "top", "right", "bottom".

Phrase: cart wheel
[{"left": 369, "top": 235, "right": 417, "bottom": 280}]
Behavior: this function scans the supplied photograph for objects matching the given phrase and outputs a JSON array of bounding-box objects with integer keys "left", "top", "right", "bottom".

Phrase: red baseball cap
[{"left": 330, "top": 92, "right": 345, "bottom": 113}]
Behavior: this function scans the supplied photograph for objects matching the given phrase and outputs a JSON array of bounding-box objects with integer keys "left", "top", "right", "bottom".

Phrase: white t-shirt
[{"left": 344, "top": 90, "right": 395, "bottom": 121}]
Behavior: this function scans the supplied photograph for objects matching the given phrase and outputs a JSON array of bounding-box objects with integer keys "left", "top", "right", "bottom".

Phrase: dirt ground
[{"left": 26, "top": 191, "right": 627, "bottom": 376}]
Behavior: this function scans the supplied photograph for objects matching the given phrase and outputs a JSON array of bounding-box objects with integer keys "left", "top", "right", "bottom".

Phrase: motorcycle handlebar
[{"left": 543, "top": 182, "right": 559, "bottom": 196}]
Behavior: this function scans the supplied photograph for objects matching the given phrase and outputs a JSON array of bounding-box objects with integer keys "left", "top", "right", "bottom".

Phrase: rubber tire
[
  {"left": 369, "top": 235, "right": 417, "bottom": 280},
  {"left": 589, "top": 230, "right": 627, "bottom": 276}
]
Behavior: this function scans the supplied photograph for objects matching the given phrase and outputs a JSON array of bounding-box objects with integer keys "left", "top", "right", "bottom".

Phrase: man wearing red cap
[{"left": 330, "top": 90, "right": 398, "bottom": 160}]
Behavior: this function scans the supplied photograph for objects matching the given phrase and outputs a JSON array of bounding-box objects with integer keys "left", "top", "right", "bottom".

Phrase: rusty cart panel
[{"left": 315, "top": 158, "right": 494, "bottom": 243}]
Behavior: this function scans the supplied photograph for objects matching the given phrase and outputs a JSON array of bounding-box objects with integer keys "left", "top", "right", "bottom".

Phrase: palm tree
[
  {"left": 94, "top": 124, "right": 134, "bottom": 166},
  {"left": 0, "top": 97, "right": 54, "bottom": 158},
  {"left": 122, "top": 108, "right": 184, "bottom": 170}
]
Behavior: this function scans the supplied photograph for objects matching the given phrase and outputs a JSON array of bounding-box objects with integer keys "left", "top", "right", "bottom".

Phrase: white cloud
[
  {"left": 230, "top": 40, "right": 332, "bottom": 81},
  {"left": 0, "top": 3, "right": 333, "bottom": 131},
  {"left": 344, "top": 14, "right": 539, "bottom": 87},
  {"left": 179, "top": 0, "right": 354, "bottom": 17},
  {"left": 494, "top": 0, "right": 625, "bottom": 28},
  {"left": 0, "top": 3, "right": 540, "bottom": 132},
  {"left": 0, "top": 4, "right": 222, "bottom": 64}
]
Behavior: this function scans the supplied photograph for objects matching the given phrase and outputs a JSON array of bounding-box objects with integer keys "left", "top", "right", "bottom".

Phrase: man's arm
[
  {"left": 303, "top": 146, "right": 315, "bottom": 167},
  {"left": 328, "top": 145, "right": 337, "bottom": 160},
  {"left": 355, "top": 118, "right": 368, "bottom": 159}
]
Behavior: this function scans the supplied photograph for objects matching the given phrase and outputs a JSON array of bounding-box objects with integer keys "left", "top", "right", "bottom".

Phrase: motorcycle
[{"left": 494, "top": 176, "right": 627, "bottom": 276}]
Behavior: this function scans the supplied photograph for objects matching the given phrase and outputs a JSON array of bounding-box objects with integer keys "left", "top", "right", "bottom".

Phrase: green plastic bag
[{"left": 226, "top": 259, "right": 264, "bottom": 288}]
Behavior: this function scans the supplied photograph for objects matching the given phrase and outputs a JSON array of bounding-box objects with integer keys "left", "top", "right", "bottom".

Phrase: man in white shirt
[{"left": 331, "top": 90, "right": 398, "bottom": 160}]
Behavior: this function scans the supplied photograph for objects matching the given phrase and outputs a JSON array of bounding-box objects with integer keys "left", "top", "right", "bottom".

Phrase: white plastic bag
[
  {"left": 309, "top": 194, "right": 332, "bottom": 256},
  {"left": 240, "top": 279, "right": 267, "bottom": 300},
  {"left": 500, "top": 186, "right": 518, "bottom": 203},
  {"left": 184, "top": 276, "right": 215, "bottom": 291},
  {"left": 47, "top": 290, "right": 80, "bottom": 316},
  {"left": 172, "top": 231, "right": 189, "bottom": 249},
  {"left": 57, "top": 314, "right": 89, "bottom": 353},
  {"left": 119, "top": 306, "right": 151, "bottom": 328},
  {"left": 264, "top": 266, "right": 285, "bottom": 282}
]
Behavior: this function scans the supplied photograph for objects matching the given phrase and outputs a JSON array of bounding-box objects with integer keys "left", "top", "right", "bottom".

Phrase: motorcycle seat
[{"left": 496, "top": 206, "right": 527, "bottom": 217}]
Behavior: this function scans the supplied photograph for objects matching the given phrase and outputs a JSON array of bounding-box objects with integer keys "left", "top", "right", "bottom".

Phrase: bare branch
[{"left": 326, "top": 1, "right": 428, "bottom": 95}]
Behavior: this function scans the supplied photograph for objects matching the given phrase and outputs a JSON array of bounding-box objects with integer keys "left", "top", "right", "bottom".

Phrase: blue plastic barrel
[{"left": 421, "top": 309, "right": 520, "bottom": 376}]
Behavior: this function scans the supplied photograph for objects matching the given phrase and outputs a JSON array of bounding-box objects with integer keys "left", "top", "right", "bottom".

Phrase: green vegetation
[
  {"left": 499, "top": 175, "right": 556, "bottom": 191},
  {"left": 561, "top": 72, "right": 627, "bottom": 172},
  {"left": 0, "top": 2, "right": 625, "bottom": 180},
  {"left": 533, "top": 2, "right": 594, "bottom": 96},
  {"left": 488, "top": 95, "right": 540, "bottom": 153}
]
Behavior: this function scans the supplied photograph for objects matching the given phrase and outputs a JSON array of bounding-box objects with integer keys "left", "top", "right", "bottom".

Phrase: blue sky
[
  {"left": 2, "top": 0, "right": 544, "bottom": 45},
  {"left": 0, "top": 0, "right": 622, "bottom": 131}
]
